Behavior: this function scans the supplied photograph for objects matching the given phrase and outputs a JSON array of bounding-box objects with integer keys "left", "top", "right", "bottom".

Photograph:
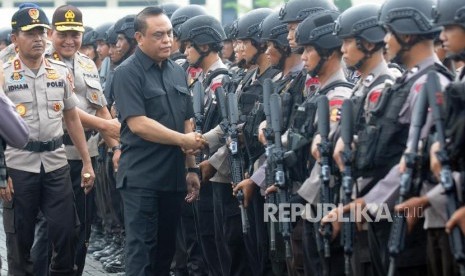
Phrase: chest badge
[
  {"left": 91, "top": 92, "right": 99, "bottom": 101},
  {"left": 16, "top": 104, "right": 26, "bottom": 117},
  {"left": 10, "top": 72, "right": 24, "bottom": 82},
  {"left": 52, "top": 102, "right": 62, "bottom": 112},
  {"left": 46, "top": 68, "right": 60, "bottom": 80}
]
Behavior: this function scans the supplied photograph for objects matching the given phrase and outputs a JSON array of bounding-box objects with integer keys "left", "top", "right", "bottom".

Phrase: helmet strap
[
  {"left": 349, "top": 38, "right": 383, "bottom": 71},
  {"left": 191, "top": 43, "right": 210, "bottom": 68}
]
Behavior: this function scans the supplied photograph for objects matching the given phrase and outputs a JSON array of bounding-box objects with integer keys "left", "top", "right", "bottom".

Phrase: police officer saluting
[{"left": 2, "top": 5, "right": 95, "bottom": 275}]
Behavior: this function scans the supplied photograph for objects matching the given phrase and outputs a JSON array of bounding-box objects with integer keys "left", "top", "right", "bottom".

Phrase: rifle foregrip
[
  {"left": 270, "top": 93, "right": 283, "bottom": 133},
  {"left": 215, "top": 87, "right": 228, "bottom": 120},
  {"left": 317, "top": 96, "right": 330, "bottom": 137},
  {"left": 341, "top": 100, "right": 353, "bottom": 145},
  {"left": 263, "top": 78, "right": 274, "bottom": 117}
]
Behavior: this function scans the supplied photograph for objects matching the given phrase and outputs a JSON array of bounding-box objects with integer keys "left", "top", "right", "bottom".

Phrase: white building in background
[{"left": 0, "top": 0, "right": 387, "bottom": 29}]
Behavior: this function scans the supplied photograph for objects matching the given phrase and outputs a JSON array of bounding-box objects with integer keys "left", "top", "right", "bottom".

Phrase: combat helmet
[
  {"left": 295, "top": 10, "right": 341, "bottom": 76},
  {"left": 279, "top": 0, "right": 337, "bottom": 23},
  {"left": 170, "top": 5, "right": 207, "bottom": 37}
]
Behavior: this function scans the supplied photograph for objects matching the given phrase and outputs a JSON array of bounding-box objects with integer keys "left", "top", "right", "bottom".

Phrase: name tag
[{"left": 47, "top": 81, "right": 64, "bottom": 88}]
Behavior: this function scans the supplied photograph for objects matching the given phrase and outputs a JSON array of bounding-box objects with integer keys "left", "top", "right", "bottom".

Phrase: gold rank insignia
[
  {"left": 11, "top": 72, "right": 24, "bottom": 82},
  {"left": 46, "top": 68, "right": 60, "bottom": 80},
  {"left": 91, "top": 92, "right": 99, "bottom": 101},
  {"left": 14, "top": 59, "right": 21, "bottom": 71},
  {"left": 16, "top": 104, "right": 26, "bottom": 117},
  {"left": 67, "top": 73, "right": 75, "bottom": 92},
  {"left": 53, "top": 52, "right": 61, "bottom": 61},
  {"left": 28, "top": 9, "right": 40, "bottom": 21},
  {"left": 52, "top": 102, "right": 62, "bottom": 112},
  {"left": 65, "top": 10, "right": 75, "bottom": 22},
  {"left": 78, "top": 59, "right": 94, "bottom": 72}
]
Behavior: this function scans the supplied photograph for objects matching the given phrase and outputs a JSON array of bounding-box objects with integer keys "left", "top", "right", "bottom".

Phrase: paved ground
[{"left": 0, "top": 214, "right": 115, "bottom": 276}]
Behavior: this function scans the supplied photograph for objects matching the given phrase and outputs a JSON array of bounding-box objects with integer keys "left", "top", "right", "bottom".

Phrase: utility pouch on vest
[
  {"left": 243, "top": 102, "right": 265, "bottom": 167},
  {"left": 355, "top": 125, "right": 380, "bottom": 171}
]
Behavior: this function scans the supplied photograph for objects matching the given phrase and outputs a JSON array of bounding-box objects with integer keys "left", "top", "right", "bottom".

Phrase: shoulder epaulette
[
  {"left": 76, "top": 51, "right": 91, "bottom": 61},
  {"left": 47, "top": 58, "right": 67, "bottom": 68}
]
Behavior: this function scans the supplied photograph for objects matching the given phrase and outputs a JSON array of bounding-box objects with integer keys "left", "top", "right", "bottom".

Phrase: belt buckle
[{"left": 41, "top": 141, "right": 51, "bottom": 152}]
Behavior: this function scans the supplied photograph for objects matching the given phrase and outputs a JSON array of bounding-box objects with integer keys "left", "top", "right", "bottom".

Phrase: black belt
[
  {"left": 24, "top": 137, "right": 63, "bottom": 152},
  {"left": 63, "top": 131, "right": 93, "bottom": 146}
]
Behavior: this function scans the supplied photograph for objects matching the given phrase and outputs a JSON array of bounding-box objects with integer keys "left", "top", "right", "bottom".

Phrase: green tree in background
[
  {"left": 334, "top": 0, "right": 352, "bottom": 12},
  {"left": 253, "top": 0, "right": 285, "bottom": 8}
]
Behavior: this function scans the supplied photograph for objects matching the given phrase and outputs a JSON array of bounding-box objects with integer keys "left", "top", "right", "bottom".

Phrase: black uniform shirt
[{"left": 113, "top": 47, "right": 192, "bottom": 192}]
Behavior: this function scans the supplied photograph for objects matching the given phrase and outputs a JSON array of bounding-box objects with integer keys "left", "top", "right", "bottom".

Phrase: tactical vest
[
  {"left": 355, "top": 64, "right": 453, "bottom": 180},
  {"left": 275, "top": 70, "right": 305, "bottom": 130},
  {"left": 292, "top": 80, "right": 354, "bottom": 138},
  {"left": 286, "top": 80, "right": 354, "bottom": 183},
  {"left": 444, "top": 80, "right": 465, "bottom": 170},
  {"left": 238, "top": 67, "right": 281, "bottom": 117},
  {"left": 0, "top": 138, "right": 6, "bottom": 188},
  {"left": 352, "top": 74, "right": 393, "bottom": 133},
  {"left": 199, "top": 68, "right": 231, "bottom": 134},
  {"left": 238, "top": 67, "right": 280, "bottom": 174}
]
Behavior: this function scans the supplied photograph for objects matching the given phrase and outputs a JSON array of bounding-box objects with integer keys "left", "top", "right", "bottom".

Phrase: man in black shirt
[{"left": 112, "top": 6, "right": 206, "bottom": 276}]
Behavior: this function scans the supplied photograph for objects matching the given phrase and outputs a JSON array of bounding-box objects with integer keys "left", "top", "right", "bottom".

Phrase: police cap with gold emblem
[
  {"left": 11, "top": 6, "right": 51, "bottom": 31},
  {"left": 52, "top": 5, "right": 85, "bottom": 32}
]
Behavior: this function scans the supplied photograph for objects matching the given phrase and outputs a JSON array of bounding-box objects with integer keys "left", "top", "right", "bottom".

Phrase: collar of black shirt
[{"left": 135, "top": 47, "right": 169, "bottom": 71}]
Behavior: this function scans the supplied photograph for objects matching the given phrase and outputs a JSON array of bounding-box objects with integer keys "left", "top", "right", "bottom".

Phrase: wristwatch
[
  {"left": 111, "top": 144, "right": 122, "bottom": 152},
  {"left": 186, "top": 167, "right": 201, "bottom": 176}
]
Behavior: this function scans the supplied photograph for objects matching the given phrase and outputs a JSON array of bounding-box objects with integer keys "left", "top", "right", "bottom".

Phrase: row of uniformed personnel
[
  {"left": 165, "top": 0, "right": 465, "bottom": 276},
  {"left": 1, "top": 0, "right": 465, "bottom": 275}
]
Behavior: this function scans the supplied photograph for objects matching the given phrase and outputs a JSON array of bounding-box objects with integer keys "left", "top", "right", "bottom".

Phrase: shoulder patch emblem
[
  {"left": 369, "top": 90, "right": 381, "bottom": 103},
  {"left": 210, "top": 82, "right": 222, "bottom": 92},
  {"left": 330, "top": 107, "right": 340, "bottom": 122}
]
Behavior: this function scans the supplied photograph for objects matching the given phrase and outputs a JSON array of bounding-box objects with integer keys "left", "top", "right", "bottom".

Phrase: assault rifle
[
  {"left": 270, "top": 91, "right": 292, "bottom": 259},
  {"left": 317, "top": 96, "right": 332, "bottom": 259},
  {"left": 387, "top": 79, "right": 429, "bottom": 276},
  {"left": 193, "top": 81, "right": 205, "bottom": 164},
  {"left": 227, "top": 92, "right": 249, "bottom": 234},
  {"left": 263, "top": 78, "right": 277, "bottom": 253},
  {"left": 340, "top": 100, "right": 354, "bottom": 275},
  {"left": 426, "top": 71, "right": 465, "bottom": 276}
]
